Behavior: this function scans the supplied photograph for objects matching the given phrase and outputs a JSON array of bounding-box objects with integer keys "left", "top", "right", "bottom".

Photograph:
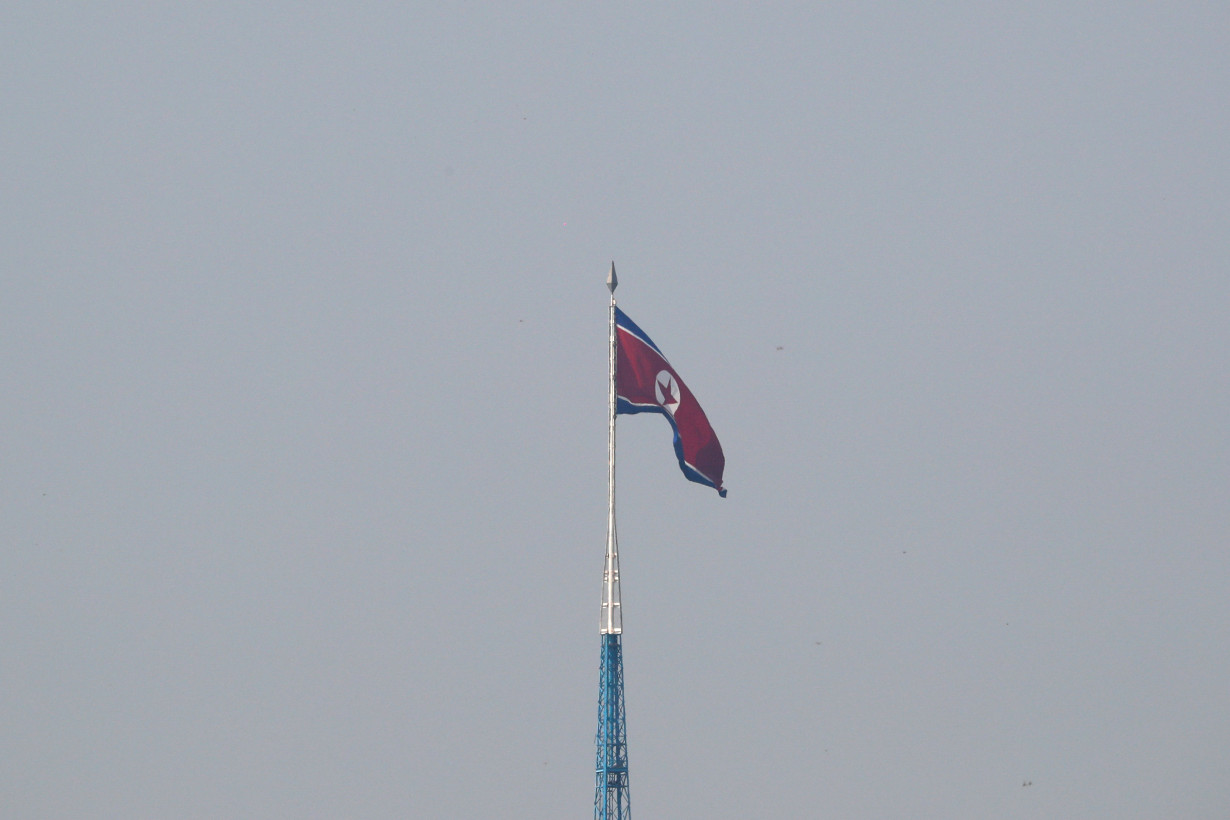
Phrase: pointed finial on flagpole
[{"left": 607, "top": 261, "right": 618, "bottom": 293}]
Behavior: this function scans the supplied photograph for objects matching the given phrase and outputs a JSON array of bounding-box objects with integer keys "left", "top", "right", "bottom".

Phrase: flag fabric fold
[{"left": 615, "top": 306, "right": 726, "bottom": 497}]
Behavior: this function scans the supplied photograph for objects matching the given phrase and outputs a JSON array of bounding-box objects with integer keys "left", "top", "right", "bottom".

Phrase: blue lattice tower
[
  {"left": 595, "top": 263, "right": 632, "bottom": 820},
  {"left": 594, "top": 632, "right": 630, "bottom": 820}
]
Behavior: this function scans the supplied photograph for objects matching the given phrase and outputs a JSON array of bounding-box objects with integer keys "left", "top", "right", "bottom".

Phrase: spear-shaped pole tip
[{"left": 607, "top": 261, "right": 618, "bottom": 293}]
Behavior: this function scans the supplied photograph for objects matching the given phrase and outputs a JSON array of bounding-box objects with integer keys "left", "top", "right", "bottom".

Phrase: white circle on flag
[{"left": 654, "top": 370, "right": 680, "bottom": 415}]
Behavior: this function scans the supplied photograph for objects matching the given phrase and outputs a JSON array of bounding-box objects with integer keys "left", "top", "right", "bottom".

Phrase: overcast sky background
[{"left": 3, "top": 3, "right": 1228, "bottom": 818}]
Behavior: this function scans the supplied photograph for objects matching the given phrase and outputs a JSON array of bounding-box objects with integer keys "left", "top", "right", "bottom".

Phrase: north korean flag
[{"left": 615, "top": 306, "right": 726, "bottom": 497}]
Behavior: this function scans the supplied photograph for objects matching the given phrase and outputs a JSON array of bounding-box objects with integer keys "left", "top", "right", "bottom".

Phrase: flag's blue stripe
[
  {"left": 615, "top": 397, "right": 659, "bottom": 414},
  {"left": 614, "top": 306, "right": 665, "bottom": 358}
]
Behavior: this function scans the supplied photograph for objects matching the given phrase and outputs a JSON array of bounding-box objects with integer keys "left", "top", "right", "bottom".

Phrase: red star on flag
[{"left": 656, "top": 372, "right": 679, "bottom": 412}]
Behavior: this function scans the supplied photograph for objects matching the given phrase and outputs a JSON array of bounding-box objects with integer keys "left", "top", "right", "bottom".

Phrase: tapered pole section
[
  {"left": 595, "top": 262, "right": 630, "bottom": 820},
  {"left": 602, "top": 262, "right": 621, "bottom": 636}
]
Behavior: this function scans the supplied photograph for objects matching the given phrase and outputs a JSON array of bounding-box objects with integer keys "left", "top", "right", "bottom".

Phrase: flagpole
[
  {"left": 602, "top": 261, "right": 621, "bottom": 636},
  {"left": 595, "top": 262, "right": 631, "bottom": 820}
]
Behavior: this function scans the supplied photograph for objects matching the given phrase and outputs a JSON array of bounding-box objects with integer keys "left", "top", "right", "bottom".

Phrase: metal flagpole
[
  {"left": 595, "top": 262, "right": 631, "bottom": 820},
  {"left": 602, "top": 262, "right": 621, "bottom": 637}
]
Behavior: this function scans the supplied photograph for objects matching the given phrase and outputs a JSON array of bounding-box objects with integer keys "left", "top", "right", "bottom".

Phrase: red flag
[{"left": 615, "top": 307, "right": 726, "bottom": 497}]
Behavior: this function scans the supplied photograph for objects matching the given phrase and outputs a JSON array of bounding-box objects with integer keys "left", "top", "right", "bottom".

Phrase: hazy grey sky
[{"left": 3, "top": 3, "right": 1227, "bottom": 818}]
